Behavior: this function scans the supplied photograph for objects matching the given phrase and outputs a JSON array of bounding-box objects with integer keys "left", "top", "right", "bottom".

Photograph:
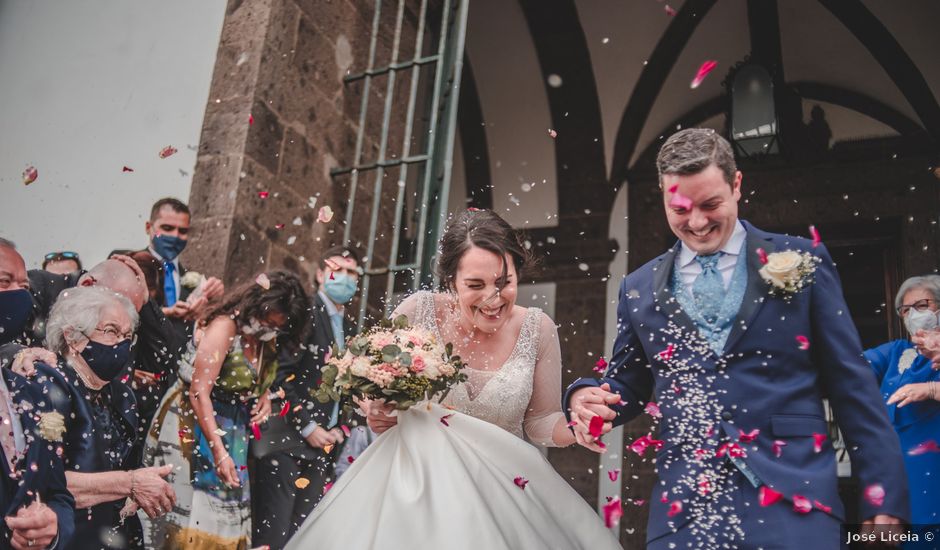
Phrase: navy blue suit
[
  {"left": 0, "top": 368, "right": 74, "bottom": 549},
  {"left": 565, "top": 221, "right": 909, "bottom": 548}
]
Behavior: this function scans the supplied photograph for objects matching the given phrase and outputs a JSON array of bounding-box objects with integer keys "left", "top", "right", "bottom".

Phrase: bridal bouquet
[{"left": 313, "top": 315, "right": 468, "bottom": 411}]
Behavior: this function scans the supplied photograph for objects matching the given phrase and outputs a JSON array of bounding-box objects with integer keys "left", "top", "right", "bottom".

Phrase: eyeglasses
[
  {"left": 896, "top": 299, "right": 936, "bottom": 316},
  {"left": 88, "top": 326, "right": 136, "bottom": 343},
  {"left": 44, "top": 251, "right": 80, "bottom": 261}
]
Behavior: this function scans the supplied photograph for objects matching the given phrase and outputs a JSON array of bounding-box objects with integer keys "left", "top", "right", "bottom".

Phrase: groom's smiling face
[{"left": 662, "top": 163, "right": 742, "bottom": 255}]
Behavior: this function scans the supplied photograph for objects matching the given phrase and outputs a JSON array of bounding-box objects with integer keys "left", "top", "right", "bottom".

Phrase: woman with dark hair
[
  {"left": 141, "top": 271, "right": 309, "bottom": 549},
  {"left": 286, "top": 210, "right": 621, "bottom": 550}
]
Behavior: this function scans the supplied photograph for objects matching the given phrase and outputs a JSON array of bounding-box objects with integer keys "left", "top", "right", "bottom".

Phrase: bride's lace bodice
[{"left": 394, "top": 291, "right": 565, "bottom": 446}]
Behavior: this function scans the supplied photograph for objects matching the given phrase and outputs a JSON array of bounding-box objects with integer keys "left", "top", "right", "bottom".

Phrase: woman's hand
[
  {"left": 912, "top": 330, "right": 940, "bottom": 369},
  {"left": 214, "top": 453, "right": 240, "bottom": 489},
  {"left": 366, "top": 400, "right": 398, "bottom": 434},
  {"left": 130, "top": 465, "right": 176, "bottom": 518},
  {"left": 10, "top": 348, "right": 56, "bottom": 377},
  {"left": 250, "top": 392, "right": 272, "bottom": 425},
  {"left": 304, "top": 426, "right": 344, "bottom": 449},
  {"left": 887, "top": 382, "right": 937, "bottom": 407}
]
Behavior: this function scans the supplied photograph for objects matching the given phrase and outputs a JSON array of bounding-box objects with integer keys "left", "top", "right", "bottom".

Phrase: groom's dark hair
[
  {"left": 436, "top": 209, "right": 532, "bottom": 291},
  {"left": 656, "top": 128, "right": 737, "bottom": 186}
]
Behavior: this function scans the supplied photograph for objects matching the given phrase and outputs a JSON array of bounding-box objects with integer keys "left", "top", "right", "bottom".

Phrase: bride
[{"left": 286, "top": 209, "right": 622, "bottom": 550}]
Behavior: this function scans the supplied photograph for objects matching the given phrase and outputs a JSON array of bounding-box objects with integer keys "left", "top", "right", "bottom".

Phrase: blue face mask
[
  {"left": 80, "top": 338, "right": 133, "bottom": 381},
  {"left": 323, "top": 273, "right": 358, "bottom": 304},
  {"left": 0, "top": 289, "right": 32, "bottom": 345},
  {"left": 151, "top": 234, "right": 187, "bottom": 261}
]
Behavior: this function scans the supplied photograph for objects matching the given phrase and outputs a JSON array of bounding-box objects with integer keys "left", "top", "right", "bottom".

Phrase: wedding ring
[{"left": 27, "top": 540, "right": 34, "bottom": 547}]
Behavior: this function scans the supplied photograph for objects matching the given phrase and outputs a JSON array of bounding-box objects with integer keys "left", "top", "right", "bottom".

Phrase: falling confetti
[
  {"left": 248, "top": 114, "right": 254, "bottom": 126},
  {"left": 664, "top": 4, "right": 677, "bottom": 16},
  {"left": 318, "top": 206, "right": 334, "bottom": 223},
  {"left": 279, "top": 401, "right": 290, "bottom": 417},
  {"left": 756, "top": 247, "right": 769, "bottom": 265},
  {"left": 340, "top": 425, "right": 351, "bottom": 437},
  {"left": 809, "top": 225, "right": 821, "bottom": 248},
  {"left": 251, "top": 423, "right": 261, "bottom": 440},
  {"left": 158, "top": 146, "right": 178, "bottom": 159},
  {"left": 792, "top": 495, "right": 813, "bottom": 514},
  {"left": 608, "top": 469, "right": 621, "bottom": 482},
  {"left": 644, "top": 401, "right": 662, "bottom": 418},
  {"left": 347, "top": 456, "right": 355, "bottom": 464},
  {"left": 322, "top": 481, "right": 334, "bottom": 494},
  {"left": 667, "top": 500, "right": 683, "bottom": 517},
  {"left": 657, "top": 344, "right": 676, "bottom": 361},
  {"left": 690, "top": 60, "right": 718, "bottom": 89},
  {"left": 813, "top": 433, "right": 826, "bottom": 453},
  {"left": 593, "top": 357, "right": 608, "bottom": 373},
  {"left": 258, "top": 191, "right": 270, "bottom": 199},
  {"left": 213, "top": 428, "right": 227, "bottom": 437},
  {"left": 772, "top": 439, "right": 787, "bottom": 458},
  {"left": 758, "top": 486, "right": 783, "bottom": 507},
  {"left": 716, "top": 442, "right": 746, "bottom": 458},
  {"left": 796, "top": 335, "right": 810, "bottom": 350},
  {"left": 122, "top": 166, "right": 134, "bottom": 173},
  {"left": 295, "top": 477, "right": 310, "bottom": 489},
  {"left": 255, "top": 273, "right": 271, "bottom": 290},
  {"left": 588, "top": 415, "right": 605, "bottom": 438},
  {"left": 22, "top": 166, "right": 38, "bottom": 185},
  {"left": 513, "top": 476, "right": 529, "bottom": 490},
  {"left": 738, "top": 428, "right": 759, "bottom": 443},
  {"left": 603, "top": 497, "right": 623, "bottom": 528},
  {"left": 440, "top": 414, "right": 454, "bottom": 426},
  {"left": 864, "top": 484, "right": 885, "bottom": 507},
  {"left": 813, "top": 500, "right": 832, "bottom": 514},
  {"left": 908, "top": 440, "right": 940, "bottom": 455},
  {"left": 548, "top": 129, "right": 557, "bottom": 139}
]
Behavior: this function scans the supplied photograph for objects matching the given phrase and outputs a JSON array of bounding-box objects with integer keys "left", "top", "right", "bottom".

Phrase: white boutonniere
[
  {"left": 180, "top": 271, "right": 204, "bottom": 290},
  {"left": 37, "top": 411, "right": 66, "bottom": 442},
  {"left": 758, "top": 249, "right": 820, "bottom": 300}
]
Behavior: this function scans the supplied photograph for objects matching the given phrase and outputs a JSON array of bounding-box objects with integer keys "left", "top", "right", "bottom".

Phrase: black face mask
[
  {"left": 79, "top": 338, "right": 132, "bottom": 381},
  {"left": 0, "top": 289, "right": 32, "bottom": 345}
]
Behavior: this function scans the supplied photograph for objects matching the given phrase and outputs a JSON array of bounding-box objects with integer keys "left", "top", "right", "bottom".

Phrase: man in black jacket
[{"left": 252, "top": 246, "right": 361, "bottom": 549}]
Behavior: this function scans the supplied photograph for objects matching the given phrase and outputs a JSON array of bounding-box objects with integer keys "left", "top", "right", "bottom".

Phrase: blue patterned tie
[
  {"left": 328, "top": 312, "right": 345, "bottom": 428},
  {"left": 163, "top": 262, "right": 177, "bottom": 307},
  {"left": 692, "top": 253, "right": 724, "bottom": 324}
]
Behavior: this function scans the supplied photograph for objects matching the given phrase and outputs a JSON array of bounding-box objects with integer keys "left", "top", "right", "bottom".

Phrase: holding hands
[
  {"left": 5, "top": 498, "right": 58, "bottom": 550},
  {"left": 568, "top": 383, "right": 621, "bottom": 453},
  {"left": 131, "top": 465, "right": 177, "bottom": 518},
  {"left": 304, "top": 426, "right": 345, "bottom": 449}
]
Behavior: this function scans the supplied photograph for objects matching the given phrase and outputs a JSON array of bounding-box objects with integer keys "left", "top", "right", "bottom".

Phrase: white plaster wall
[{"left": 0, "top": 0, "right": 227, "bottom": 268}]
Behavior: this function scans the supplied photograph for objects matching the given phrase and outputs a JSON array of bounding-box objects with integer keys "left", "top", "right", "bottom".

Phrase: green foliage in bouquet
[{"left": 312, "top": 314, "right": 468, "bottom": 411}]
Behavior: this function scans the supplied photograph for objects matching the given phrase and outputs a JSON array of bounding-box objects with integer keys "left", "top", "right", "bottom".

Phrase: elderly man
[{"left": 0, "top": 238, "right": 74, "bottom": 549}]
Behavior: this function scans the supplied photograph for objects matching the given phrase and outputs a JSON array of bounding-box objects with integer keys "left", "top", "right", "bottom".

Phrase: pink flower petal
[
  {"left": 908, "top": 439, "right": 940, "bottom": 456},
  {"left": 716, "top": 442, "right": 746, "bottom": 458},
  {"left": 440, "top": 414, "right": 454, "bottom": 426},
  {"left": 548, "top": 128, "right": 557, "bottom": 138},
  {"left": 322, "top": 481, "right": 334, "bottom": 495},
  {"left": 566, "top": 420, "right": 577, "bottom": 428},
  {"left": 756, "top": 247, "right": 769, "bottom": 265},
  {"left": 630, "top": 437, "right": 650, "bottom": 455},
  {"left": 796, "top": 335, "right": 810, "bottom": 350},
  {"left": 258, "top": 191, "right": 270, "bottom": 199},
  {"left": 593, "top": 357, "right": 608, "bottom": 373},
  {"left": 279, "top": 400, "right": 290, "bottom": 417},
  {"left": 664, "top": 4, "right": 677, "bottom": 17},
  {"left": 864, "top": 484, "right": 885, "bottom": 507},
  {"left": 317, "top": 205, "right": 334, "bottom": 223},
  {"left": 792, "top": 494, "right": 813, "bottom": 514},
  {"left": 122, "top": 166, "right": 134, "bottom": 173},
  {"left": 275, "top": 223, "right": 285, "bottom": 230},
  {"left": 251, "top": 422, "right": 261, "bottom": 440},
  {"left": 657, "top": 344, "right": 676, "bottom": 361},
  {"left": 738, "top": 428, "right": 760, "bottom": 443},
  {"left": 690, "top": 60, "right": 718, "bottom": 89},
  {"left": 603, "top": 497, "right": 623, "bottom": 528},
  {"left": 644, "top": 401, "right": 662, "bottom": 418},
  {"left": 633, "top": 499, "right": 646, "bottom": 506},
  {"left": 814, "top": 500, "right": 832, "bottom": 514},
  {"left": 758, "top": 486, "right": 783, "bottom": 506},
  {"left": 158, "top": 145, "right": 178, "bottom": 159},
  {"left": 772, "top": 439, "right": 787, "bottom": 458},
  {"left": 513, "top": 476, "right": 529, "bottom": 490},
  {"left": 589, "top": 415, "right": 605, "bottom": 438},
  {"left": 668, "top": 190, "right": 693, "bottom": 210},
  {"left": 809, "top": 225, "right": 821, "bottom": 248},
  {"left": 667, "top": 500, "right": 683, "bottom": 517},
  {"left": 347, "top": 455, "right": 355, "bottom": 464},
  {"left": 813, "top": 433, "right": 827, "bottom": 453},
  {"left": 667, "top": 184, "right": 678, "bottom": 193},
  {"left": 248, "top": 113, "right": 254, "bottom": 126},
  {"left": 340, "top": 424, "right": 351, "bottom": 437},
  {"left": 660, "top": 491, "right": 669, "bottom": 503},
  {"left": 255, "top": 273, "right": 271, "bottom": 290},
  {"left": 22, "top": 166, "right": 38, "bottom": 185},
  {"left": 608, "top": 469, "right": 621, "bottom": 482}
]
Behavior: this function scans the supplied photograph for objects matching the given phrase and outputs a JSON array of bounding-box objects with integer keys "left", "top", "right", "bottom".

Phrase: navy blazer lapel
[
  {"left": 723, "top": 222, "right": 776, "bottom": 353},
  {"left": 652, "top": 243, "right": 700, "bottom": 339},
  {"left": 312, "top": 295, "right": 336, "bottom": 351}
]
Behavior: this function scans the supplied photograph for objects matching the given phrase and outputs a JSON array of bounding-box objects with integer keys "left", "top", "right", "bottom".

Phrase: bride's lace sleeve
[
  {"left": 390, "top": 292, "right": 421, "bottom": 322},
  {"left": 523, "top": 312, "right": 567, "bottom": 447}
]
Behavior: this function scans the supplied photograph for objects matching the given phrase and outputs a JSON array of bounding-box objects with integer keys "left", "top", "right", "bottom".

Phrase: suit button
[{"left": 721, "top": 411, "right": 733, "bottom": 421}]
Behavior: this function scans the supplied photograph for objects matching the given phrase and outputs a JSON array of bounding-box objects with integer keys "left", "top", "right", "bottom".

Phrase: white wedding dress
[{"left": 285, "top": 291, "right": 622, "bottom": 550}]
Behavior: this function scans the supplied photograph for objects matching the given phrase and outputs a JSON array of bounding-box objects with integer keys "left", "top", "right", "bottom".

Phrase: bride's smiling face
[{"left": 454, "top": 246, "right": 517, "bottom": 334}]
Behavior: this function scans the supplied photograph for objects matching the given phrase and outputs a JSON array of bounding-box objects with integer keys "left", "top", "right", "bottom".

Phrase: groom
[{"left": 565, "top": 129, "right": 908, "bottom": 548}]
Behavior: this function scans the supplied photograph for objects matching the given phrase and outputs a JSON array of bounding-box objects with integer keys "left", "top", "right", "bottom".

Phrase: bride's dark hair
[{"left": 435, "top": 209, "right": 532, "bottom": 291}]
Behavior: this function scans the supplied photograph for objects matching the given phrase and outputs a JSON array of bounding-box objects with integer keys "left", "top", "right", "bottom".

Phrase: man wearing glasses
[{"left": 41, "top": 252, "right": 82, "bottom": 276}]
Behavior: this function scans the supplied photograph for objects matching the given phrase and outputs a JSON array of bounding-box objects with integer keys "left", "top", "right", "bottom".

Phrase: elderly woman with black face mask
[
  {"left": 864, "top": 274, "right": 940, "bottom": 525},
  {"left": 36, "top": 286, "right": 176, "bottom": 550}
]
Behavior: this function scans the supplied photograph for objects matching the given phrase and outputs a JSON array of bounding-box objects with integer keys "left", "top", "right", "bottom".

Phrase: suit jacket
[
  {"left": 0, "top": 368, "right": 74, "bottom": 550},
  {"left": 564, "top": 221, "right": 909, "bottom": 541},
  {"left": 255, "top": 294, "right": 357, "bottom": 461},
  {"left": 25, "top": 270, "right": 82, "bottom": 345},
  {"left": 34, "top": 361, "right": 140, "bottom": 549}
]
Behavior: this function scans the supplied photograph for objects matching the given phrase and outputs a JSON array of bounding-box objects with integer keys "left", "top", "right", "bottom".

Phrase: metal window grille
[{"left": 332, "top": 0, "right": 468, "bottom": 327}]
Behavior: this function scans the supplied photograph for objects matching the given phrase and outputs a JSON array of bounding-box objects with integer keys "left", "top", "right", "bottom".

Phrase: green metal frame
[{"left": 333, "top": 0, "right": 469, "bottom": 327}]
